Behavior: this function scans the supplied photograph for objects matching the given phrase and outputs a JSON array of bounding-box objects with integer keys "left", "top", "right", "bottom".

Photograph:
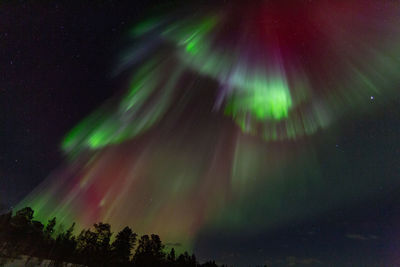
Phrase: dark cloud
[{"left": 345, "top": 234, "right": 379, "bottom": 241}]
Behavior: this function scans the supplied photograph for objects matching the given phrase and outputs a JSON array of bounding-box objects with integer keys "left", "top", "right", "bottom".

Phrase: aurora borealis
[
  {"left": 3, "top": 0, "right": 400, "bottom": 265},
  {"left": 60, "top": 0, "right": 400, "bottom": 149}
]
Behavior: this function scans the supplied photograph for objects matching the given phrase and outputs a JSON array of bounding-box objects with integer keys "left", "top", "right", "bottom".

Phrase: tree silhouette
[
  {"left": 0, "top": 207, "right": 224, "bottom": 267},
  {"left": 0, "top": 210, "right": 11, "bottom": 234},
  {"left": 44, "top": 217, "right": 56, "bottom": 240},
  {"left": 111, "top": 226, "right": 137, "bottom": 266},
  {"left": 133, "top": 234, "right": 165, "bottom": 266},
  {"left": 24, "top": 220, "right": 44, "bottom": 265},
  {"left": 11, "top": 207, "right": 33, "bottom": 228},
  {"left": 8, "top": 207, "right": 34, "bottom": 255},
  {"left": 166, "top": 247, "right": 176, "bottom": 266},
  {"left": 53, "top": 222, "right": 76, "bottom": 264},
  {"left": 76, "top": 228, "right": 99, "bottom": 265},
  {"left": 93, "top": 222, "right": 112, "bottom": 266},
  {"left": 0, "top": 210, "right": 14, "bottom": 264},
  {"left": 176, "top": 251, "right": 197, "bottom": 267}
]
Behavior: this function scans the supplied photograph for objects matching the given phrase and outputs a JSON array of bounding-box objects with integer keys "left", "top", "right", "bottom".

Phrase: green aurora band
[{"left": 18, "top": 0, "right": 400, "bottom": 254}]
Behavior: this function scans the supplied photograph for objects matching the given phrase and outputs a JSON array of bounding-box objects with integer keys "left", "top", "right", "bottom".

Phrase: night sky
[{"left": 2, "top": 1, "right": 400, "bottom": 266}]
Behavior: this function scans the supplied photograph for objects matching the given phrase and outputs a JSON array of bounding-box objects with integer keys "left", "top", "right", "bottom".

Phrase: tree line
[{"left": 0, "top": 207, "right": 222, "bottom": 267}]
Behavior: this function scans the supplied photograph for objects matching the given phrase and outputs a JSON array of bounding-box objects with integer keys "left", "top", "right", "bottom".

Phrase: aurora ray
[{"left": 18, "top": 0, "right": 400, "bottom": 253}]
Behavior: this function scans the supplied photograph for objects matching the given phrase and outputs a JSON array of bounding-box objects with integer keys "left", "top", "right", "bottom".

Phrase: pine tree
[
  {"left": 110, "top": 226, "right": 136, "bottom": 266},
  {"left": 167, "top": 247, "right": 176, "bottom": 263},
  {"left": 44, "top": 217, "right": 56, "bottom": 239}
]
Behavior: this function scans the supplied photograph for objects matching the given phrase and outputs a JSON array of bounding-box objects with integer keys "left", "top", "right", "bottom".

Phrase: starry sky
[{"left": 2, "top": 1, "right": 400, "bottom": 266}]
